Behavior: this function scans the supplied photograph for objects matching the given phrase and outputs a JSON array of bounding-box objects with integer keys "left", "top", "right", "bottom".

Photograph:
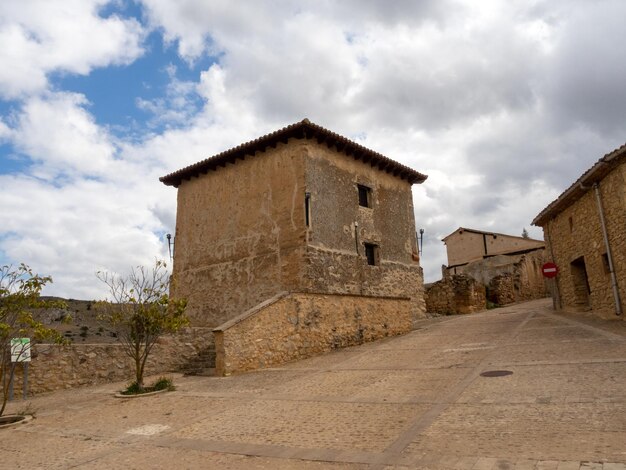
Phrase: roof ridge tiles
[{"left": 159, "top": 119, "right": 427, "bottom": 187}]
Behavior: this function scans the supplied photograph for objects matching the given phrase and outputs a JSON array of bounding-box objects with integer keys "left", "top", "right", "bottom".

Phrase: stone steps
[{"left": 183, "top": 345, "right": 216, "bottom": 376}]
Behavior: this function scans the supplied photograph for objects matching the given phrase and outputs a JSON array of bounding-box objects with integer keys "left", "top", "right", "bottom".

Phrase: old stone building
[
  {"left": 533, "top": 144, "right": 625, "bottom": 319},
  {"left": 160, "top": 119, "right": 428, "bottom": 374},
  {"left": 424, "top": 228, "right": 547, "bottom": 315},
  {"left": 443, "top": 227, "right": 545, "bottom": 273}
]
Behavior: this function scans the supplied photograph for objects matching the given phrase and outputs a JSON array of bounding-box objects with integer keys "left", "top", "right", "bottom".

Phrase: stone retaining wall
[
  {"left": 424, "top": 274, "right": 486, "bottom": 315},
  {"left": 487, "top": 251, "right": 547, "bottom": 305},
  {"left": 429, "top": 250, "right": 548, "bottom": 314},
  {"left": 9, "top": 327, "right": 214, "bottom": 395},
  {"left": 213, "top": 292, "right": 412, "bottom": 376}
]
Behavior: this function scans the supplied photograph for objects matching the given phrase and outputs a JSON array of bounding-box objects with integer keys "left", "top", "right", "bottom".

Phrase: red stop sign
[{"left": 542, "top": 262, "right": 559, "bottom": 278}]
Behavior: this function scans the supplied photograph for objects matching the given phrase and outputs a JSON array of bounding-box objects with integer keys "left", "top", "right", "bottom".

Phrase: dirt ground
[{"left": 5, "top": 298, "right": 626, "bottom": 469}]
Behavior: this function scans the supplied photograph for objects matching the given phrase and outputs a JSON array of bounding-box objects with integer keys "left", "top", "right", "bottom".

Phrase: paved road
[{"left": 3, "top": 298, "right": 626, "bottom": 469}]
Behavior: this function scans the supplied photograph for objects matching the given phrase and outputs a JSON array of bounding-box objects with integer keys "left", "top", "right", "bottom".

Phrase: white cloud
[
  {"left": 2, "top": 0, "right": 626, "bottom": 297},
  {"left": 0, "top": 118, "right": 12, "bottom": 141},
  {"left": 0, "top": 0, "right": 144, "bottom": 98},
  {"left": 10, "top": 92, "right": 117, "bottom": 178},
  {"left": 0, "top": 173, "right": 171, "bottom": 299}
]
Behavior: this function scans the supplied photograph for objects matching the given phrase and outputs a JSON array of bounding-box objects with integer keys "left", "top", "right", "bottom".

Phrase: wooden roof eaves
[{"left": 532, "top": 143, "right": 626, "bottom": 226}]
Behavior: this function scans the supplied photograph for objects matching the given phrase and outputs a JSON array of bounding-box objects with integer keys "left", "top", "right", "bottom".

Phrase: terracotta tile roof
[
  {"left": 159, "top": 119, "right": 428, "bottom": 187},
  {"left": 532, "top": 143, "right": 626, "bottom": 226}
]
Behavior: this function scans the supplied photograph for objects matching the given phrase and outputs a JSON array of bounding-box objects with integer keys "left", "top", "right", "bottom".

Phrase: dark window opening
[
  {"left": 358, "top": 184, "right": 372, "bottom": 208},
  {"left": 601, "top": 253, "right": 611, "bottom": 274},
  {"left": 364, "top": 243, "right": 379, "bottom": 266},
  {"left": 305, "top": 193, "right": 311, "bottom": 227},
  {"left": 568, "top": 216, "right": 574, "bottom": 232}
]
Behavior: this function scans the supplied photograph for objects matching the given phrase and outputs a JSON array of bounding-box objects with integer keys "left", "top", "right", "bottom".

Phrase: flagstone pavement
[{"left": 3, "top": 298, "right": 626, "bottom": 469}]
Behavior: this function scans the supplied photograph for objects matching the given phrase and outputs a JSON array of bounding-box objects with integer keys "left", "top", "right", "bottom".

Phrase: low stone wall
[
  {"left": 449, "top": 249, "right": 547, "bottom": 306},
  {"left": 427, "top": 252, "right": 547, "bottom": 314},
  {"left": 425, "top": 274, "right": 486, "bottom": 315},
  {"left": 213, "top": 291, "right": 412, "bottom": 376},
  {"left": 9, "top": 327, "right": 214, "bottom": 395},
  {"left": 487, "top": 251, "right": 547, "bottom": 305},
  {"left": 488, "top": 274, "right": 516, "bottom": 305}
]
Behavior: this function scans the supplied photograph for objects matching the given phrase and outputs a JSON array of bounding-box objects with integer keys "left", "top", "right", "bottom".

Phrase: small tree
[
  {"left": 0, "top": 264, "right": 64, "bottom": 416},
  {"left": 96, "top": 261, "right": 188, "bottom": 392},
  {"left": 521, "top": 228, "right": 529, "bottom": 239}
]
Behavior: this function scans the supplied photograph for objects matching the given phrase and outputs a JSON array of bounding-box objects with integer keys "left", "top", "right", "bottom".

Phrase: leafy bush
[
  {"left": 97, "top": 260, "right": 187, "bottom": 392},
  {"left": 0, "top": 264, "right": 66, "bottom": 416},
  {"left": 121, "top": 376, "right": 175, "bottom": 395}
]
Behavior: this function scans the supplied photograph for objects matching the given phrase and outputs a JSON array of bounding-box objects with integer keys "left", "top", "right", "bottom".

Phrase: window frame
[{"left": 364, "top": 242, "right": 379, "bottom": 266}]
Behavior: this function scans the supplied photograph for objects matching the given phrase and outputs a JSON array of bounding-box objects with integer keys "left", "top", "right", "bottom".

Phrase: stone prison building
[
  {"left": 533, "top": 142, "right": 625, "bottom": 319},
  {"left": 160, "top": 119, "right": 428, "bottom": 375}
]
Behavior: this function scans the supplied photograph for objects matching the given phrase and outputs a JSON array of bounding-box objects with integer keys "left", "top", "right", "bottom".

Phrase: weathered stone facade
[
  {"left": 533, "top": 145, "right": 626, "bottom": 319},
  {"left": 214, "top": 292, "right": 412, "bottom": 375},
  {"left": 161, "top": 120, "right": 427, "bottom": 373},
  {"left": 424, "top": 274, "right": 486, "bottom": 315},
  {"left": 443, "top": 227, "right": 545, "bottom": 269},
  {"left": 9, "top": 327, "right": 214, "bottom": 395},
  {"left": 468, "top": 250, "right": 547, "bottom": 304},
  {"left": 426, "top": 250, "right": 547, "bottom": 314}
]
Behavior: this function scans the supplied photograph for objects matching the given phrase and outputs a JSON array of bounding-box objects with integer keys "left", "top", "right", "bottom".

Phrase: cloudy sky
[{"left": 1, "top": 0, "right": 625, "bottom": 299}]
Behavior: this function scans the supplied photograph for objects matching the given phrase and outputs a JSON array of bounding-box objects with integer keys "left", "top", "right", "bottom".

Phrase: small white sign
[{"left": 10, "top": 338, "right": 31, "bottom": 363}]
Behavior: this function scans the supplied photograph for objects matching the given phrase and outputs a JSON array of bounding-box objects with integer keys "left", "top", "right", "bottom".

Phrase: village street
[{"left": 3, "top": 298, "right": 626, "bottom": 469}]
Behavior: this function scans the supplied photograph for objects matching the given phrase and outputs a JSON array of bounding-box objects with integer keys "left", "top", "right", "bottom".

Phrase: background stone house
[
  {"left": 442, "top": 227, "right": 545, "bottom": 274},
  {"left": 425, "top": 228, "right": 547, "bottom": 315},
  {"left": 160, "top": 119, "right": 428, "bottom": 374},
  {"left": 533, "top": 144, "right": 625, "bottom": 318}
]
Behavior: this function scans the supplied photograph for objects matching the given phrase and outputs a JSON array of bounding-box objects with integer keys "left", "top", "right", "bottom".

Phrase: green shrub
[{"left": 120, "top": 376, "right": 175, "bottom": 395}]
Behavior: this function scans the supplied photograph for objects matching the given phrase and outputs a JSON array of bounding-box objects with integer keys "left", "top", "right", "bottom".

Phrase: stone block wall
[
  {"left": 488, "top": 274, "right": 515, "bottom": 306},
  {"left": 171, "top": 141, "right": 307, "bottom": 328},
  {"left": 213, "top": 291, "right": 412, "bottom": 376},
  {"left": 486, "top": 251, "right": 547, "bottom": 305},
  {"left": 424, "top": 274, "right": 486, "bottom": 315},
  {"left": 303, "top": 246, "right": 426, "bottom": 324},
  {"left": 541, "top": 162, "right": 625, "bottom": 318},
  {"left": 9, "top": 327, "right": 214, "bottom": 395}
]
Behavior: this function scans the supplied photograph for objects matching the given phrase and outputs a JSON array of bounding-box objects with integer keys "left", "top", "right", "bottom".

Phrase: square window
[
  {"left": 364, "top": 243, "right": 379, "bottom": 266},
  {"left": 358, "top": 184, "right": 372, "bottom": 208}
]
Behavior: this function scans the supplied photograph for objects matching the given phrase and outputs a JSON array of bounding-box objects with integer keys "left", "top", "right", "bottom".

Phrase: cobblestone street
[{"left": 3, "top": 298, "right": 626, "bottom": 469}]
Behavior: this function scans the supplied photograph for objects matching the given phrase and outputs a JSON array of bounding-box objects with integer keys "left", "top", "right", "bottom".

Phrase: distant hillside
[{"left": 34, "top": 297, "right": 119, "bottom": 344}]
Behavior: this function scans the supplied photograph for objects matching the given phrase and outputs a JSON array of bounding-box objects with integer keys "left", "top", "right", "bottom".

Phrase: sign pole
[
  {"left": 23, "top": 363, "right": 29, "bottom": 399},
  {"left": 542, "top": 262, "right": 560, "bottom": 311}
]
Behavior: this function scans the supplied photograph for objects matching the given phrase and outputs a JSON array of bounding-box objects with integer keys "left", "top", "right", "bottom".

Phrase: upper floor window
[
  {"left": 305, "top": 192, "right": 311, "bottom": 227},
  {"left": 364, "top": 243, "right": 379, "bottom": 266},
  {"left": 358, "top": 184, "right": 372, "bottom": 208}
]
